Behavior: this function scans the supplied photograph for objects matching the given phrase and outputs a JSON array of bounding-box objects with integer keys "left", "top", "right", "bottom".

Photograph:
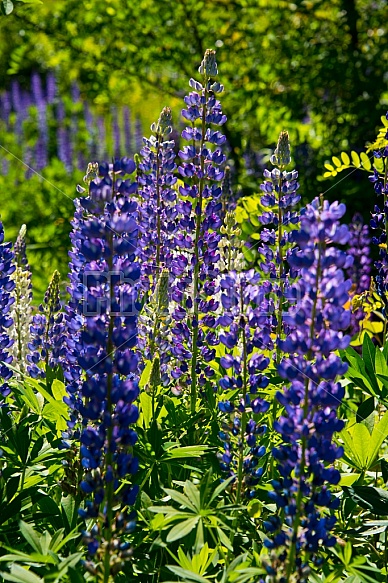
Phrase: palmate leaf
[
  {"left": 163, "top": 489, "right": 198, "bottom": 513},
  {"left": 166, "top": 516, "right": 200, "bottom": 542},
  {"left": 166, "top": 565, "right": 210, "bottom": 582},
  {"left": 343, "top": 485, "right": 388, "bottom": 515},
  {"left": 367, "top": 410, "right": 388, "bottom": 466},
  {"left": 163, "top": 445, "right": 211, "bottom": 459},
  {"left": 340, "top": 410, "right": 388, "bottom": 471},
  {"left": 0, "top": 564, "right": 44, "bottom": 583}
]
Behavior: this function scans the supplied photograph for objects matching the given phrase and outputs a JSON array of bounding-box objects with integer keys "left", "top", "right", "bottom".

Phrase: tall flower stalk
[
  {"left": 0, "top": 221, "right": 15, "bottom": 399},
  {"left": 138, "top": 106, "right": 176, "bottom": 283},
  {"left": 9, "top": 225, "right": 33, "bottom": 376},
  {"left": 258, "top": 130, "right": 300, "bottom": 365},
  {"left": 346, "top": 213, "right": 372, "bottom": 336},
  {"left": 65, "top": 160, "right": 140, "bottom": 581},
  {"left": 218, "top": 268, "right": 270, "bottom": 503},
  {"left": 370, "top": 135, "right": 388, "bottom": 314},
  {"left": 173, "top": 49, "right": 226, "bottom": 414},
  {"left": 263, "top": 198, "right": 352, "bottom": 582},
  {"left": 27, "top": 270, "right": 66, "bottom": 378}
]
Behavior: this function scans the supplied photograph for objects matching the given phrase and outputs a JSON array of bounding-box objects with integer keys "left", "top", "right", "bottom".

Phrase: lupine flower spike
[
  {"left": 27, "top": 270, "right": 66, "bottom": 377},
  {"left": 9, "top": 225, "right": 33, "bottom": 376},
  {"left": 370, "top": 132, "right": 388, "bottom": 310},
  {"left": 138, "top": 106, "right": 177, "bottom": 285},
  {"left": 0, "top": 221, "right": 15, "bottom": 398},
  {"left": 263, "top": 198, "right": 352, "bottom": 582},
  {"left": 64, "top": 159, "right": 140, "bottom": 580},
  {"left": 346, "top": 213, "right": 372, "bottom": 336},
  {"left": 170, "top": 49, "right": 226, "bottom": 411},
  {"left": 258, "top": 130, "right": 300, "bottom": 365}
]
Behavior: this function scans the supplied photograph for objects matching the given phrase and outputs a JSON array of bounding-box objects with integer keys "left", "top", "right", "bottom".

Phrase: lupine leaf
[
  {"left": 166, "top": 516, "right": 200, "bottom": 542},
  {"left": 0, "top": 564, "right": 44, "bottom": 583},
  {"left": 19, "top": 522, "right": 43, "bottom": 554},
  {"left": 352, "top": 423, "right": 370, "bottom": 468},
  {"left": 163, "top": 489, "right": 198, "bottom": 512},
  {"left": 367, "top": 410, "right": 388, "bottom": 466},
  {"left": 167, "top": 566, "right": 209, "bottom": 582},
  {"left": 344, "top": 486, "right": 388, "bottom": 515}
]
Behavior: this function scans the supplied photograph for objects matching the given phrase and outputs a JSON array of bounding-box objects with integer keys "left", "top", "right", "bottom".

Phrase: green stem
[
  {"left": 15, "top": 273, "right": 24, "bottom": 374},
  {"left": 190, "top": 80, "right": 208, "bottom": 417}
]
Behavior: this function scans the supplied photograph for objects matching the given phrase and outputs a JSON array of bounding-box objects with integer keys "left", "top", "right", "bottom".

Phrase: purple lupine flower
[
  {"left": 31, "top": 72, "right": 44, "bottom": 105},
  {"left": 217, "top": 269, "right": 270, "bottom": 501},
  {"left": 64, "top": 159, "right": 140, "bottom": 579},
  {"left": 31, "top": 72, "right": 49, "bottom": 170},
  {"left": 169, "top": 49, "right": 226, "bottom": 411},
  {"left": 138, "top": 107, "right": 177, "bottom": 277},
  {"left": 1, "top": 90, "right": 12, "bottom": 134},
  {"left": 11, "top": 80, "right": 23, "bottom": 143},
  {"left": 137, "top": 108, "right": 177, "bottom": 385},
  {"left": 96, "top": 116, "right": 107, "bottom": 161},
  {"left": 123, "top": 106, "right": 132, "bottom": 154},
  {"left": 346, "top": 213, "right": 372, "bottom": 335},
  {"left": 263, "top": 198, "right": 352, "bottom": 580},
  {"left": 0, "top": 221, "right": 15, "bottom": 398},
  {"left": 27, "top": 270, "right": 66, "bottom": 377},
  {"left": 134, "top": 116, "right": 143, "bottom": 154},
  {"left": 370, "top": 132, "right": 388, "bottom": 300},
  {"left": 46, "top": 72, "right": 57, "bottom": 104},
  {"left": 56, "top": 99, "right": 73, "bottom": 171},
  {"left": 84, "top": 103, "right": 97, "bottom": 159},
  {"left": 256, "top": 132, "right": 301, "bottom": 366},
  {"left": 112, "top": 106, "right": 121, "bottom": 159}
]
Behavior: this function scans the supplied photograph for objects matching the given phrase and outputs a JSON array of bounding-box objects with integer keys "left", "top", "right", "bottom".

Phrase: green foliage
[{"left": 323, "top": 115, "right": 388, "bottom": 178}]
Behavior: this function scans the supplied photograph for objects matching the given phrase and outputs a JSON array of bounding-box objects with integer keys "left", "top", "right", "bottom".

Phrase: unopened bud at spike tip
[
  {"left": 198, "top": 49, "right": 218, "bottom": 77},
  {"left": 83, "top": 162, "right": 99, "bottom": 185},
  {"left": 14, "top": 224, "right": 28, "bottom": 268},
  {"left": 151, "top": 107, "right": 173, "bottom": 137},
  {"left": 270, "top": 130, "right": 291, "bottom": 168}
]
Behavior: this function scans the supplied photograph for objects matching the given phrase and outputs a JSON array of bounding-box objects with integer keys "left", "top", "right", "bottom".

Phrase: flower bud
[
  {"left": 270, "top": 130, "right": 291, "bottom": 168},
  {"left": 151, "top": 107, "right": 173, "bottom": 137},
  {"left": 198, "top": 49, "right": 218, "bottom": 77}
]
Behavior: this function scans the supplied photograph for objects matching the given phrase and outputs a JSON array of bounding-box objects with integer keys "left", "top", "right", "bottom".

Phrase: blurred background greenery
[{"left": 0, "top": 0, "right": 387, "bottom": 297}]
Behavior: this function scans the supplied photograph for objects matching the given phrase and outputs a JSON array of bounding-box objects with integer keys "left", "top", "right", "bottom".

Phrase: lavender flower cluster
[
  {"left": 0, "top": 72, "right": 142, "bottom": 176},
  {"left": 263, "top": 199, "right": 352, "bottom": 581}
]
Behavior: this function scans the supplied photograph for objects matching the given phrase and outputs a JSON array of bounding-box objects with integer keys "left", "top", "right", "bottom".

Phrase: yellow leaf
[
  {"left": 341, "top": 152, "right": 350, "bottom": 165},
  {"left": 360, "top": 152, "right": 372, "bottom": 170},
  {"left": 324, "top": 163, "right": 334, "bottom": 171},
  {"left": 340, "top": 473, "right": 361, "bottom": 486},
  {"left": 363, "top": 321, "right": 384, "bottom": 334},
  {"left": 332, "top": 156, "right": 341, "bottom": 167},
  {"left": 351, "top": 151, "right": 360, "bottom": 166}
]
